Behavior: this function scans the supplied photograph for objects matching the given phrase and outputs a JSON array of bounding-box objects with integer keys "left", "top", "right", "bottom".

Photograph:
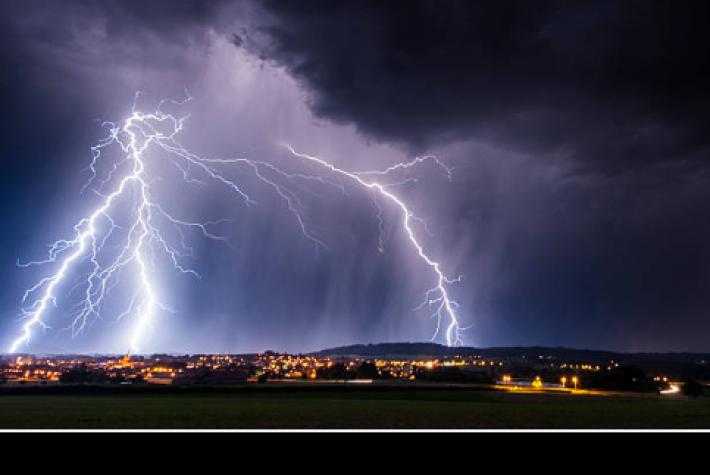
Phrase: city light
[{"left": 660, "top": 384, "right": 680, "bottom": 395}]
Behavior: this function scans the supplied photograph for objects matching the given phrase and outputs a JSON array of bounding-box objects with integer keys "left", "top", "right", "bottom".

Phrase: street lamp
[
  {"left": 561, "top": 376, "right": 567, "bottom": 388},
  {"left": 572, "top": 376, "right": 578, "bottom": 389}
]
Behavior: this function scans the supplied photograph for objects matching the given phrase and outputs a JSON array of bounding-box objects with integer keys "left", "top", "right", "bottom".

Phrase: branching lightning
[
  {"left": 7, "top": 95, "right": 464, "bottom": 353},
  {"left": 282, "top": 145, "right": 464, "bottom": 346},
  {"left": 8, "top": 95, "right": 321, "bottom": 354}
]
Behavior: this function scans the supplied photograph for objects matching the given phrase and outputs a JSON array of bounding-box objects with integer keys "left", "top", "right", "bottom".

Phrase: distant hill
[{"left": 312, "top": 342, "right": 710, "bottom": 365}]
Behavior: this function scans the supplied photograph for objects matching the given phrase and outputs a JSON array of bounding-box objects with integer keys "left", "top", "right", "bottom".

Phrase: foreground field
[{"left": 0, "top": 385, "right": 708, "bottom": 429}]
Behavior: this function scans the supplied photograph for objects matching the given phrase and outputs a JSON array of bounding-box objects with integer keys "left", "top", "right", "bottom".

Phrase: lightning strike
[
  {"left": 282, "top": 145, "right": 464, "bottom": 347},
  {"left": 8, "top": 95, "right": 464, "bottom": 353},
  {"left": 7, "top": 96, "right": 322, "bottom": 354}
]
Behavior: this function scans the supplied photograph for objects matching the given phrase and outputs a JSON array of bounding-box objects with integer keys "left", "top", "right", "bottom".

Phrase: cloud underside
[{"left": 255, "top": 0, "right": 710, "bottom": 172}]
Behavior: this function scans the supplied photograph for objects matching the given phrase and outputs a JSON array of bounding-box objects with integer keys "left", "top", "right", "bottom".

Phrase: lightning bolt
[
  {"left": 7, "top": 95, "right": 464, "bottom": 353},
  {"left": 7, "top": 94, "right": 323, "bottom": 354},
  {"left": 282, "top": 145, "right": 464, "bottom": 347}
]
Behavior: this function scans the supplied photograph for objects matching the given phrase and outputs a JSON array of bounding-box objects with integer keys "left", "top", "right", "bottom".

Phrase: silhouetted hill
[{"left": 312, "top": 342, "right": 710, "bottom": 365}]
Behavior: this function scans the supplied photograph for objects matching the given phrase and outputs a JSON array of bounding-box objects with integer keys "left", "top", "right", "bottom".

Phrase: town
[{"left": 0, "top": 347, "right": 696, "bottom": 395}]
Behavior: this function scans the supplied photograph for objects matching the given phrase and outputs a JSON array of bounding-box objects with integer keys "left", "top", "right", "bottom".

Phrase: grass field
[{"left": 0, "top": 385, "right": 708, "bottom": 429}]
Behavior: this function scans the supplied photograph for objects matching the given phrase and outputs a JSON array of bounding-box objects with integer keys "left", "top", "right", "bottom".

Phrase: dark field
[{"left": 0, "top": 385, "right": 708, "bottom": 429}]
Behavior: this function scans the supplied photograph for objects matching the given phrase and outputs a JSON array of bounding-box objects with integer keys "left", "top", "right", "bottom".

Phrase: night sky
[{"left": 1, "top": 0, "right": 709, "bottom": 354}]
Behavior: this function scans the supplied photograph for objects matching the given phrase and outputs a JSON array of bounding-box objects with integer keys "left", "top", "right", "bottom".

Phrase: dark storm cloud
[
  {"left": 0, "top": 0, "right": 233, "bottom": 158},
  {"left": 254, "top": 0, "right": 710, "bottom": 172},
  {"left": 1, "top": 0, "right": 709, "bottom": 353},
  {"left": 248, "top": 0, "right": 710, "bottom": 351},
  {"left": 5, "top": 0, "right": 229, "bottom": 40}
]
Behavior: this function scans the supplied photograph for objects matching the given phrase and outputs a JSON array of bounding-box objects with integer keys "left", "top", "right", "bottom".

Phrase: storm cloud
[
  {"left": 1, "top": 1, "right": 709, "bottom": 353},
  {"left": 250, "top": 0, "right": 710, "bottom": 351},
  {"left": 254, "top": 0, "right": 710, "bottom": 172}
]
